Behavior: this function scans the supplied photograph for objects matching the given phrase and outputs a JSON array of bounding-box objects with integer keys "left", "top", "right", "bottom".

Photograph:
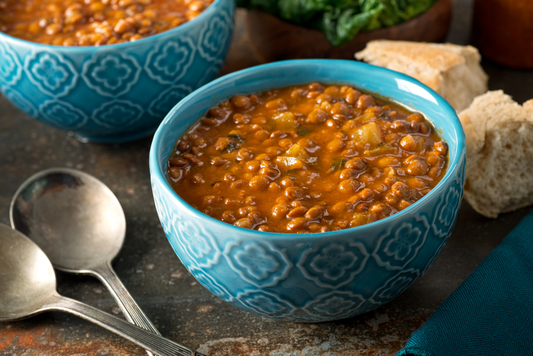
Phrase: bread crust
[
  {"left": 355, "top": 40, "right": 488, "bottom": 112},
  {"left": 459, "top": 91, "right": 533, "bottom": 218}
]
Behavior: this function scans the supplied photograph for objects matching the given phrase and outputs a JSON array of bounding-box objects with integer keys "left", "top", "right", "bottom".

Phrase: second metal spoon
[
  {"left": 10, "top": 168, "right": 199, "bottom": 356},
  {"left": 0, "top": 223, "right": 198, "bottom": 356}
]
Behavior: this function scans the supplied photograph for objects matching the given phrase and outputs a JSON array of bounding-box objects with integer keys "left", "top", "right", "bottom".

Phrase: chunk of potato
[
  {"left": 285, "top": 143, "right": 308, "bottom": 160},
  {"left": 276, "top": 156, "right": 305, "bottom": 170},
  {"left": 350, "top": 122, "right": 382, "bottom": 147},
  {"left": 271, "top": 112, "right": 296, "bottom": 130},
  {"left": 355, "top": 112, "right": 375, "bottom": 124},
  {"left": 276, "top": 143, "right": 310, "bottom": 170}
]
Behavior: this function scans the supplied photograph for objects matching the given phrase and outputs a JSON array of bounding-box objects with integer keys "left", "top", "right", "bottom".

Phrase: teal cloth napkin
[{"left": 397, "top": 210, "right": 533, "bottom": 356}]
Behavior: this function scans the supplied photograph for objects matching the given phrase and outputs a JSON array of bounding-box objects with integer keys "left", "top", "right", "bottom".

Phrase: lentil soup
[
  {"left": 0, "top": 0, "right": 214, "bottom": 46},
  {"left": 167, "top": 83, "right": 449, "bottom": 233}
]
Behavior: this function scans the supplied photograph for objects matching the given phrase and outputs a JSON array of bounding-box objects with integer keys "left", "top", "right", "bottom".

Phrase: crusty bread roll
[
  {"left": 459, "top": 91, "right": 533, "bottom": 218},
  {"left": 355, "top": 40, "right": 488, "bottom": 112}
]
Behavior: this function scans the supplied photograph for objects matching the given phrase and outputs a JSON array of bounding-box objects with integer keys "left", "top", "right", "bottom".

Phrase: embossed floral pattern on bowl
[
  {"left": 0, "top": 0, "right": 235, "bottom": 142},
  {"left": 149, "top": 59, "right": 466, "bottom": 322}
]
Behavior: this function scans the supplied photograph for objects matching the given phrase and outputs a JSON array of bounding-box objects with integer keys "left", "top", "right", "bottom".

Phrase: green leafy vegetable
[
  {"left": 327, "top": 157, "right": 347, "bottom": 174},
  {"left": 364, "top": 141, "right": 398, "bottom": 156},
  {"left": 222, "top": 141, "right": 239, "bottom": 153},
  {"left": 237, "top": 0, "right": 437, "bottom": 46},
  {"left": 227, "top": 134, "right": 245, "bottom": 143},
  {"left": 296, "top": 126, "right": 312, "bottom": 136}
]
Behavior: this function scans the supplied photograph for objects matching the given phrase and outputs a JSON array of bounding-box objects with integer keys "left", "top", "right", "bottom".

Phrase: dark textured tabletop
[{"left": 1, "top": 0, "right": 532, "bottom": 355}]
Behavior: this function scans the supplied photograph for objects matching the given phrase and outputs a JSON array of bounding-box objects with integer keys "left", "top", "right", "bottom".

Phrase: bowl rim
[
  {"left": 150, "top": 59, "right": 465, "bottom": 240},
  {"left": 0, "top": 0, "right": 226, "bottom": 50}
]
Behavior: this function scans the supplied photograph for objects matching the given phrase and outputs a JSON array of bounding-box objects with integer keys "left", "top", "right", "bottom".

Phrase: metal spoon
[
  {"left": 9, "top": 168, "right": 201, "bottom": 356},
  {"left": 0, "top": 223, "right": 200, "bottom": 356}
]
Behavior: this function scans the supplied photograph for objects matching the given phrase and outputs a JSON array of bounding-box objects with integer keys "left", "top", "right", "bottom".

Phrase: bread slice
[
  {"left": 355, "top": 40, "right": 488, "bottom": 112},
  {"left": 459, "top": 91, "right": 533, "bottom": 218}
]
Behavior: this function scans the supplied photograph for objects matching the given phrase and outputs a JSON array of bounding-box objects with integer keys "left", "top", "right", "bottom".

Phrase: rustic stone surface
[{"left": 1, "top": 1, "right": 533, "bottom": 354}]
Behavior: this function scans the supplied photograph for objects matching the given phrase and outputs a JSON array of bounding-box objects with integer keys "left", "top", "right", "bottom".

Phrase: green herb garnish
[
  {"left": 210, "top": 180, "right": 223, "bottom": 187},
  {"left": 296, "top": 127, "right": 312, "bottom": 137},
  {"left": 222, "top": 141, "right": 239, "bottom": 153},
  {"left": 227, "top": 134, "right": 245, "bottom": 143},
  {"left": 364, "top": 142, "right": 398, "bottom": 156},
  {"left": 327, "top": 157, "right": 348, "bottom": 174}
]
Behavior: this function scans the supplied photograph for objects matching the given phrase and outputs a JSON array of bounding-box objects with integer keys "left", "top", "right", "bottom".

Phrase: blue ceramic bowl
[
  {"left": 149, "top": 60, "right": 466, "bottom": 322},
  {"left": 0, "top": 0, "right": 235, "bottom": 143}
]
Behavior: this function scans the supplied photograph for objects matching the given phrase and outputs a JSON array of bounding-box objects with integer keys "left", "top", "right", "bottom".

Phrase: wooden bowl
[{"left": 246, "top": 0, "right": 452, "bottom": 63}]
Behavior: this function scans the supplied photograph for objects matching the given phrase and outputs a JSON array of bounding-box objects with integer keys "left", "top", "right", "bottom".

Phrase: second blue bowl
[{"left": 0, "top": 0, "right": 235, "bottom": 142}]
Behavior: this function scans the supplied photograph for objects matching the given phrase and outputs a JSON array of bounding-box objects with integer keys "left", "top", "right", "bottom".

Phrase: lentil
[
  {"left": 167, "top": 83, "right": 449, "bottom": 233},
  {"left": 0, "top": 0, "right": 214, "bottom": 46}
]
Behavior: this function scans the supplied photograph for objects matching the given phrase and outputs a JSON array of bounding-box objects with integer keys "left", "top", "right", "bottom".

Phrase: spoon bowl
[
  {"left": 0, "top": 223, "right": 56, "bottom": 321},
  {"left": 10, "top": 168, "right": 125, "bottom": 272}
]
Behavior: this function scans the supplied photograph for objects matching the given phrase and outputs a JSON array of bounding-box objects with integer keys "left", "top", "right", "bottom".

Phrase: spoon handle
[
  {"left": 45, "top": 293, "right": 202, "bottom": 356},
  {"left": 91, "top": 261, "right": 162, "bottom": 334},
  {"left": 90, "top": 262, "right": 203, "bottom": 356}
]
